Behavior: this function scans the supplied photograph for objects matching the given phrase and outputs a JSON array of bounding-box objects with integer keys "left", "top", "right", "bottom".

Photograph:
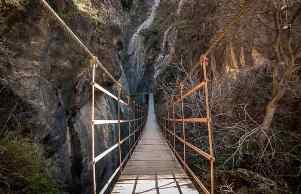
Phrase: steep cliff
[
  {"left": 0, "top": 0, "right": 129, "bottom": 193},
  {"left": 1, "top": 0, "right": 301, "bottom": 194},
  {"left": 151, "top": 0, "right": 301, "bottom": 193},
  {"left": 0, "top": 0, "right": 165, "bottom": 193}
]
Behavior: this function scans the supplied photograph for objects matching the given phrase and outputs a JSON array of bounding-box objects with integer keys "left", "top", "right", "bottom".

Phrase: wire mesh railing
[{"left": 159, "top": 57, "right": 215, "bottom": 194}]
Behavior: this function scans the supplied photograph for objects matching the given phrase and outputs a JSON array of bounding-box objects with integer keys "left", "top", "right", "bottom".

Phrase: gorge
[{"left": 0, "top": 0, "right": 301, "bottom": 194}]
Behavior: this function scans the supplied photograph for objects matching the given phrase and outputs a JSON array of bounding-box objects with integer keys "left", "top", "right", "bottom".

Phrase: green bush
[{"left": 0, "top": 137, "right": 61, "bottom": 194}]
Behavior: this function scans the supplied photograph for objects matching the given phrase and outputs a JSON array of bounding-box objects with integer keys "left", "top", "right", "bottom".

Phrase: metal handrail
[
  {"left": 39, "top": 0, "right": 122, "bottom": 88},
  {"left": 94, "top": 126, "right": 142, "bottom": 163},
  {"left": 163, "top": 117, "right": 208, "bottom": 123},
  {"left": 99, "top": 124, "right": 142, "bottom": 194},
  {"left": 34, "top": 6, "right": 144, "bottom": 193},
  {"left": 38, "top": 1, "right": 216, "bottom": 193},
  {"left": 165, "top": 129, "right": 214, "bottom": 161},
  {"left": 37, "top": 2, "right": 147, "bottom": 193},
  {"left": 91, "top": 64, "right": 147, "bottom": 194},
  {"left": 174, "top": 81, "right": 206, "bottom": 104},
  {"left": 93, "top": 117, "right": 144, "bottom": 125},
  {"left": 93, "top": 83, "right": 128, "bottom": 105},
  {"left": 161, "top": 58, "right": 215, "bottom": 194},
  {"left": 173, "top": 149, "right": 210, "bottom": 194}
]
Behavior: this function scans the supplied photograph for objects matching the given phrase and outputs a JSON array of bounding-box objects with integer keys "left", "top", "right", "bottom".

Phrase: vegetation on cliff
[
  {"left": 154, "top": 0, "right": 301, "bottom": 193},
  {"left": 0, "top": 136, "right": 61, "bottom": 194},
  {"left": 1, "top": 0, "right": 301, "bottom": 193}
]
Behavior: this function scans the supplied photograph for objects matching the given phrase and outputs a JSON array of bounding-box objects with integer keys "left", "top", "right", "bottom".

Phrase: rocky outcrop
[
  {"left": 126, "top": 0, "right": 160, "bottom": 92},
  {"left": 1, "top": 0, "right": 300, "bottom": 193},
  {"left": 218, "top": 169, "right": 282, "bottom": 194},
  {"left": 0, "top": 0, "right": 129, "bottom": 193},
  {"left": 150, "top": 0, "right": 301, "bottom": 193}
]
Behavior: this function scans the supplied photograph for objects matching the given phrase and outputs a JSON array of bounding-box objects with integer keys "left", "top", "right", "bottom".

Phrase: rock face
[
  {"left": 150, "top": 0, "right": 301, "bottom": 193},
  {"left": 126, "top": 0, "right": 160, "bottom": 92},
  {"left": 1, "top": 0, "right": 301, "bottom": 193},
  {"left": 0, "top": 0, "right": 167, "bottom": 193},
  {"left": 0, "top": 0, "right": 129, "bottom": 193}
]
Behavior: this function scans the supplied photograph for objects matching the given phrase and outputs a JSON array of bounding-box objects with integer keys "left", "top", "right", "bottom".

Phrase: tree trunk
[
  {"left": 230, "top": 41, "right": 239, "bottom": 69},
  {"left": 259, "top": 87, "right": 285, "bottom": 144},
  {"left": 262, "top": 101, "right": 277, "bottom": 131}
]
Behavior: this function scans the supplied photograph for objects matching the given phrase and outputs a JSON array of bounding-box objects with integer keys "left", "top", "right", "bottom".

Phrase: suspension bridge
[
  {"left": 39, "top": 0, "right": 216, "bottom": 193},
  {"left": 111, "top": 94, "right": 199, "bottom": 194},
  {"left": 91, "top": 60, "right": 214, "bottom": 194}
]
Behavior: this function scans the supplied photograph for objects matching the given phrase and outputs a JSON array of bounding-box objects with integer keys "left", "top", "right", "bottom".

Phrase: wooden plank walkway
[{"left": 111, "top": 94, "right": 199, "bottom": 194}]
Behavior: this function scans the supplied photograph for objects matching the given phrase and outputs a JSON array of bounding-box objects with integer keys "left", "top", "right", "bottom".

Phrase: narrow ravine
[
  {"left": 1, "top": 1, "right": 301, "bottom": 194},
  {"left": 127, "top": 0, "right": 160, "bottom": 92}
]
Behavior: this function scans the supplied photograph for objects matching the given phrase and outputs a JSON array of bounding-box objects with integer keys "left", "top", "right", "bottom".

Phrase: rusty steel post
[
  {"left": 164, "top": 115, "right": 167, "bottom": 139},
  {"left": 137, "top": 104, "right": 139, "bottom": 133},
  {"left": 167, "top": 103, "right": 170, "bottom": 142},
  {"left": 138, "top": 104, "right": 140, "bottom": 137},
  {"left": 91, "top": 64, "right": 96, "bottom": 194},
  {"left": 138, "top": 104, "right": 141, "bottom": 137},
  {"left": 172, "top": 98, "right": 176, "bottom": 153},
  {"left": 139, "top": 105, "right": 142, "bottom": 135},
  {"left": 202, "top": 56, "right": 214, "bottom": 194},
  {"left": 117, "top": 88, "right": 122, "bottom": 168},
  {"left": 128, "top": 96, "right": 131, "bottom": 152},
  {"left": 137, "top": 104, "right": 139, "bottom": 139},
  {"left": 140, "top": 105, "right": 142, "bottom": 131},
  {"left": 180, "top": 84, "right": 186, "bottom": 164},
  {"left": 138, "top": 104, "right": 140, "bottom": 139},
  {"left": 169, "top": 102, "right": 172, "bottom": 145},
  {"left": 133, "top": 101, "right": 136, "bottom": 143}
]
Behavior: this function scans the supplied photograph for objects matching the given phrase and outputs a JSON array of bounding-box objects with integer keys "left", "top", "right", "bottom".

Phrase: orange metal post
[
  {"left": 167, "top": 103, "right": 170, "bottom": 143},
  {"left": 164, "top": 116, "right": 167, "bottom": 139},
  {"left": 138, "top": 105, "right": 140, "bottom": 139},
  {"left": 91, "top": 64, "right": 96, "bottom": 194},
  {"left": 138, "top": 104, "right": 140, "bottom": 139},
  {"left": 180, "top": 84, "right": 186, "bottom": 163},
  {"left": 117, "top": 88, "right": 122, "bottom": 168},
  {"left": 133, "top": 101, "right": 136, "bottom": 144},
  {"left": 128, "top": 97, "right": 131, "bottom": 153},
  {"left": 172, "top": 99, "right": 176, "bottom": 152},
  {"left": 202, "top": 56, "right": 214, "bottom": 194}
]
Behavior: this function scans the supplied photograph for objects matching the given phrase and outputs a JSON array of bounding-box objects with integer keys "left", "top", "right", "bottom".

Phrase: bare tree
[{"left": 260, "top": 0, "right": 301, "bottom": 142}]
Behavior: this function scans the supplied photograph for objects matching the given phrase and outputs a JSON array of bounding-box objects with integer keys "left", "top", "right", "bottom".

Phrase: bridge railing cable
[
  {"left": 39, "top": 0, "right": 122, "bottom": 88},
  {"left": 92, "top": 64, "right": 147, "bottom": 194},
  {"left": 38, "top": 1, "right": 147, "bottom": 194},
  {"left": 160, "top": 58, "right": 214, "bottom": 194},
  {"left": 159, "top": 2, "right": 258, "bottom": 192}
]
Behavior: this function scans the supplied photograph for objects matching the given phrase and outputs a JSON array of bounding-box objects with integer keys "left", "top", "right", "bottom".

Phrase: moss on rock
[{"left": 0, "top": 137, "right": 62, "bottom": 194}]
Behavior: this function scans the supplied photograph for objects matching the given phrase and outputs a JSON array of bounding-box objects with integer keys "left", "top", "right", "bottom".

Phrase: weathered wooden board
[{"left": 111, "top": 94, "right": 199, "bottom": 194}]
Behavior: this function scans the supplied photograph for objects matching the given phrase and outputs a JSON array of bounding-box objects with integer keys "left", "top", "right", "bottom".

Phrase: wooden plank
[
  {"left": 112, "top": 94, "right": 199, "bottom": 194},
  {"left": 111, "top": 180, "right": 135, "bottom": 194},
  {"left": 174, "top": 149, "right": 210, "bottom": 194},
  {"left": 125, "top": 161, "right": 180, "bottom": 167},
  {"left": 130, "top": 154, "right": 174, "bottom": 161},
  {"left": 157, "top": 178, "right": 180, "bottom": 194},
  {"left": 118, "top": 174, "right": 189, "bottom": 180},
  {"left": 176, "top": 179, "right": 200, "bottom": 194},
  {"left": 135, "top": 179, "right": 157, "bottom": 194},
  {"left": 135, "top": 145, "right": 170, "bottom": 151}
]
